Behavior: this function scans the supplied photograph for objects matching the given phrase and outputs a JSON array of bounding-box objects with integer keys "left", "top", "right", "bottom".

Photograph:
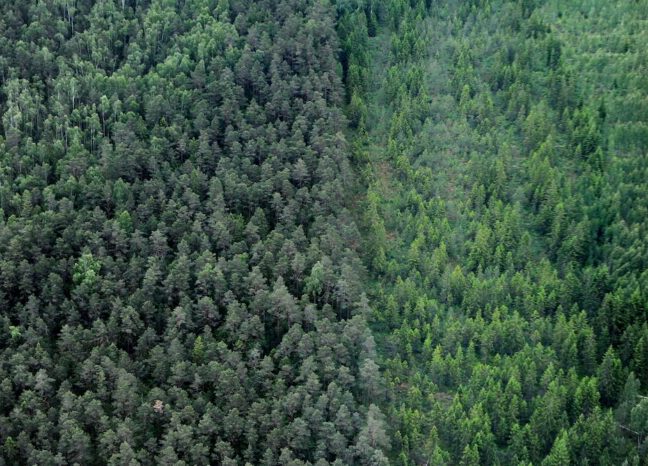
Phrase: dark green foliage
[{"left": 0, "top": 0, "right": 385, "bottom": 464}]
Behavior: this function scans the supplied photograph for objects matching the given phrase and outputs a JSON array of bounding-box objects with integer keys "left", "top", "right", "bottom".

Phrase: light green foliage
[
  {"left": 72, "top": 251, "right": 101, "bottom": 287},
  {"left": 352, "top": 0, "right": 648, "bottom": 463}
]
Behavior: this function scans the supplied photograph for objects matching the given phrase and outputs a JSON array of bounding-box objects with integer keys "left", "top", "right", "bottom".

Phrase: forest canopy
[{"left": 0, "top": 0, "right": 647, "bottom": 465}]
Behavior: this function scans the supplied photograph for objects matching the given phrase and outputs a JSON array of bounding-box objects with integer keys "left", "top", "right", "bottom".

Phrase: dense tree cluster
[
  {"left": 0, "top": 1, "right": 388, "bottom": 464},
  {"left": 1, "top": 0, "right": 647, "bottom": 465},
  {"left": 349, "top": 0, "right": 648, "bottom": 464}
]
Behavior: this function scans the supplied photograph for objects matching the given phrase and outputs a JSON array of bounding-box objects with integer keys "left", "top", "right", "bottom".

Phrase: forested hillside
[
  {"left": 0, "top": 1, "right": 388, "bottom": 464},
  {"left": 347, "top": 0, "right": 648, "bottom": 464},
  {"left": 1, "top": 0, "right": 647, "bottom": 465}
]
